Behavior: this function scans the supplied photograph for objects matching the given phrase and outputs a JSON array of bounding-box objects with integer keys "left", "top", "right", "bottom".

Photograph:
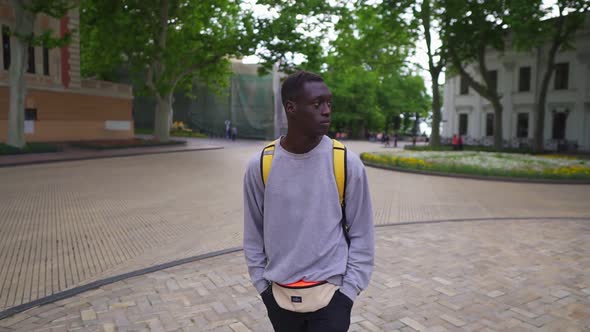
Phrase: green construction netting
[{"left": 133, "top": 64, "right": 280, "bottom": 140}]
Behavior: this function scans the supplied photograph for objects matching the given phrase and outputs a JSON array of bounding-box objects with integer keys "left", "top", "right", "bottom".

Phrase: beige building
[
  {"left": 0, "top": 1, "right": 133, "bottom": 142},
  {"left": 443, "top": 13, "right": 590, "bottom": 151}
]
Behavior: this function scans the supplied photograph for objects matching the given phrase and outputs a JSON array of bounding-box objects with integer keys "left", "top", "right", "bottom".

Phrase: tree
[
  {"left": 441, "top": 0, "right": 508, "bottom": 150},
  {"left": 252, "top": 0, "right": 338, "bottom": 74},
  {"left": 323, "top": 1, "right": 429, "bottom": 138},
  {"left": 7, "top": 0, "right": 72, "bottom": 148},
  {"left": 508, "top": 0, "right": 589, "bottom": 152},
  {"left": 413, "top": 0, "right": 445, "bottom": 146},
  {"left": 81, "top": 0, "right": 256, "bottom": 142}
]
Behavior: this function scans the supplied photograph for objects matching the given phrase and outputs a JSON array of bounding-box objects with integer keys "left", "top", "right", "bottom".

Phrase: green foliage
[
  {"left": 11, "top": 0, "right": 74, "bottom": 47},
  {"left": 323, "top": 2, "right": 430, "bottom": 137},
  {"left": 70, "top": 139, "right": 185, "bottom": 150},
  {"left": 170, "top": 130, "right": 208, "bottom": 138},
  {"left": 81, "top": 0, "right": 255, "bottom": 97},
  {"left": 253, "top": 0, "right": 340, "bottom": 73},
  {"left": 133, "top": 128, "right": 208, "bottom": 138},
  {"left": 0, "top": 142, "right": 60, "bottom": 155}
]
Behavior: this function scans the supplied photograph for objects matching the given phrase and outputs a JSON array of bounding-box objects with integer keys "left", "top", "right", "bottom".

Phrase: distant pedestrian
[
  {"left": 225, "top": 120, "right": 231, "bottom": 139},
  {"left": 231, "top": 126, "right": 237, "bottom": 141},
  {"left": 452, "top": 134, "right": 458, "bottom": 150},
  {"left": 458, "top": 135, "right": 464, "bottom": 151}
]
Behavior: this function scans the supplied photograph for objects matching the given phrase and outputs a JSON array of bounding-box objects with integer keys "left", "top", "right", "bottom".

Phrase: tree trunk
[
  {"left": 534, "top": 51, "right": 555, "bottom": 153},
  {"left": 430, "top": 71, "right": 442, "bottom": 146},
  {"left": 534, "top": 16, "right": 564, "bottom": 153},
  {"left": 154, "top": 94, "right": 172, "bottom": 142},
  {"left": 7, "top": 0, "right": 34, "bottom": 148},
  {"left": 421, "top": 0, "right": 443, "bottom": 147},
  {"left": 492, "top": 100, "right": 503, "bottom": 150}
]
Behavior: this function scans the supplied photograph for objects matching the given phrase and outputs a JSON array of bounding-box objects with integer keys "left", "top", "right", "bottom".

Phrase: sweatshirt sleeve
[
  {"left": 340, "top": 151, "right": 375, "bottom": 302},
  {"left": 243, "top": 154, "right": 269, "bottom": 294}
]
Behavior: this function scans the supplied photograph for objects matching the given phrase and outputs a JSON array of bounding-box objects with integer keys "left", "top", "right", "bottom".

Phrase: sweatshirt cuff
[
  {"left": 255, "top": 279, "right": 269, "bottom": 294},
  {"left": 340, "top": 282, "right": 359, "bottom": 302}
]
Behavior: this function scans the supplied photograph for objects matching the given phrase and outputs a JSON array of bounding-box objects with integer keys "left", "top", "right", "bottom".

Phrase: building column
[
  {"left": 576, "top": 51, "right": 590, "bottom": 150},
  {"left": 502, "top": 61, "right": 515, "bottom": 142}
]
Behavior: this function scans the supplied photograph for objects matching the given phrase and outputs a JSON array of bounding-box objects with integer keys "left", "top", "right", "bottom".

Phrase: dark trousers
[{"left": 261, "top": 287, "right": 353, "bottom": 332}]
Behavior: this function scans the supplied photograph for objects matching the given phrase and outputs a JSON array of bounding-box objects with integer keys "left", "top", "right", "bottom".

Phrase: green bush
[
  {"left": 70, "top": 139, "right": 185, "bottom": 150},
  {"left": 0, "top": 142, "right": 60, "bottom": 155},
  {"left": 170, "top": 130, "right": 208, "bottom": 138},
  {"left": 404, "top": 144, "right": 533, "bottom": 154},
  {"left": 134, "top": 128, "right": 154, "bottom": 135},
  {"left": 133, "top": 128, "right": 208, "bottom": 138}
]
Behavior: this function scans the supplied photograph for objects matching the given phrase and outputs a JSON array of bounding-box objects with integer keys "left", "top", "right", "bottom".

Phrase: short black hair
[{"left": 281, "top": 71, "right": 324, "bottom": 107}]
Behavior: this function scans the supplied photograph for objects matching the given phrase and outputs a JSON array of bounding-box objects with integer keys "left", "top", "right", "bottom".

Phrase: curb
[
  {"left": 374, "top": 216, "right": 590, "bottom": 228},
  {"left": 0, "top": 146, "right": 224, "bottom": 168},
  {"left": 362, "top": 161, "right": 590, "bottom": 185},
  {"left": 2, "top": 216, "right": 590, "bottom": 320}
]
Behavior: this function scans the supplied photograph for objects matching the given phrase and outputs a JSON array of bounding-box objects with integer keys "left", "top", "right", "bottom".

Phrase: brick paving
[
  {"left": 0, "top": 138, "right": 589, "bottom": 319},
  {"left": 0, "top": 219, "right": 589, "bottom": 331}
]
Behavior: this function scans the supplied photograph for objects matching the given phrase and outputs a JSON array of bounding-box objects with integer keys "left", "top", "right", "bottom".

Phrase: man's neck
[{"left": 281, "top": 133, "right": 323, "bottom": 154}]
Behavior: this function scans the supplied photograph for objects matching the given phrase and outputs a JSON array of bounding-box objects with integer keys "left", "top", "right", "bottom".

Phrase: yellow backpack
[{"left": 260, "top": 139, "right": 350, "bottom": 245}]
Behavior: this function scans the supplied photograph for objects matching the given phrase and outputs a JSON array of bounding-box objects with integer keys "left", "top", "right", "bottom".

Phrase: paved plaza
[{"left": 1, "top": 138, "right": 589, "bottom": 331}]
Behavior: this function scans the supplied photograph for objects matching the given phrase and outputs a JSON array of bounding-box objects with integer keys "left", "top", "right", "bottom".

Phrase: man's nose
[{"left": 321, "top": 102, "right": 331, "bottom": 115}]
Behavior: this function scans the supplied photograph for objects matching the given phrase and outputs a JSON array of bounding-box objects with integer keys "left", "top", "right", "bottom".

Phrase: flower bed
[{"left": 360, "top": 151, "right": 590, "bottom": 180}]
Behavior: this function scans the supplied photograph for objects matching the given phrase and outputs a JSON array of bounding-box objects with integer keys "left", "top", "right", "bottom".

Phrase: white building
[{"left": 442, "top": 14, "right": 590, "bottom": 151}]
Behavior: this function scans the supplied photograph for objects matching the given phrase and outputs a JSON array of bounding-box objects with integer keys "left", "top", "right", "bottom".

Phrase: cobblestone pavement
[
  {"left": 1, "top": 218, "right": 589, "bottom": 331},
  {"left": 0, "top": 138, "right": 589, "bottom": 311}
]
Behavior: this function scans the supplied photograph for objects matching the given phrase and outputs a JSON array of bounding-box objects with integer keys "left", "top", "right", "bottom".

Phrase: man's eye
[
  {"left": 313, "top": 102, "right": 321, "bottom": 108},
  {"left": 327, "top": 102, "right": 332, "bottom": 108}
]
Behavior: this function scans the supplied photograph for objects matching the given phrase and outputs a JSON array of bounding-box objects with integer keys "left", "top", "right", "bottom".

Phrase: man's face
[{"left": 290, "top": 81, "right": 333, "bottom": 137}]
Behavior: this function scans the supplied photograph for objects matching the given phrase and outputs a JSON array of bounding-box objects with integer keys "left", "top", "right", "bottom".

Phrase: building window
[
  {"left": 552, "top": 112, "right": 567, "bottom": 139},
  {"left": 518, "top": 66, "right": 531, "bottom": 92},
  {"left": 27, "top": 45, "right": 35, "bottom": 73},
  {"left": 517, "top": 113, "right": 529, "bottom": 138},
  {"left": 554, "top": 63, "right": 569, "bottom": 90},
  {"left": 25, "top": 108, "right": 37, "bottom": 121},
  {"left": 485, "top": 113, "right": 494, "bottom": 136},
  {"left": 2, "top": 25, "right": 9, "bottom": 70},
  {"left": 459, "top": 113, "right": 468, "bottom": 136},
  {"left": 43, "top": 47, "right": 49, "bottom": 76},
  {"left": 487, "top": 70, "right": 497, "bottom": 93},
  {"left": 459, "top": 76, "right": 468, "bottom": 95}
]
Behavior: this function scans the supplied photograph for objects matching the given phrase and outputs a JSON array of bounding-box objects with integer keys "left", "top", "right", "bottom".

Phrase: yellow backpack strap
[
  {"left": 261, "top": 139, "right": 279, "bottom": 186},
  {"left": 333, "top": 139, "right": 350, "bottom": 246},
  {"left": 332, "top": 139, "right": 346, "bottom": 207}
]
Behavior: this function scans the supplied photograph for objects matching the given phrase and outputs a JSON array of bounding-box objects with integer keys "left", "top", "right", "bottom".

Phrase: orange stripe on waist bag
[{"left": 281, "top": 280, "right": 323, "bottom": 288}]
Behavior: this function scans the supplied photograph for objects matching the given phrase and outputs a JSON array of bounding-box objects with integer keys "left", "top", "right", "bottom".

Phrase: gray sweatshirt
[{"left": 243, "top": 135, "right": 374, "bottom": 302}]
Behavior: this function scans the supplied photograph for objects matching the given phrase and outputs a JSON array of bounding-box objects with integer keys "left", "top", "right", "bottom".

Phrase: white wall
[{"left": 442, "top": 13, "right": 590, "bottom": 150}]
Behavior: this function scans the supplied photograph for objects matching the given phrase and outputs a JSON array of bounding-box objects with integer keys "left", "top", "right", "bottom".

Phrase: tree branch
[
  {"left": 449, "top": 48, "right": 490, "bottom": 100},
  {"left": 172, "top": 55, "right": 224, "bottom": 88}
]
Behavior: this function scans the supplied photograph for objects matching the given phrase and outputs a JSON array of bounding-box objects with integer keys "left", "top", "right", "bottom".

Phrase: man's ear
[{"left": 285, "top": 101, "right": 296, "bottom": 119}]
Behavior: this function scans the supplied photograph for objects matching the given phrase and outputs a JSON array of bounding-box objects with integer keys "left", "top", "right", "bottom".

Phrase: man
[
  {"left": 243, "top": 71, "right": 374, "bottom": 332},
  {"left": 225, "top": 119, "right": 231, "bottom": 139}
]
